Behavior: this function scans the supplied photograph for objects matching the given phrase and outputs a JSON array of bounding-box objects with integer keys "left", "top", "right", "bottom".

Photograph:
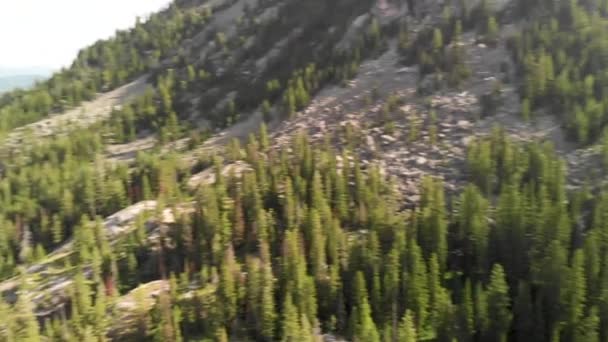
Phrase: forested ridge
[{"left": 2, "top": 0, "right": 608, "bottom": 341}]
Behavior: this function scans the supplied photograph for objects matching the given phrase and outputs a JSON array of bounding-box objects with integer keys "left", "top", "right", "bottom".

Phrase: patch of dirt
[
  {"left": 114, "top": 280, "right": 169, "bottom": 311},
  {"left": 0, "top": 200, "right": 159, "bottom": 312},
  {"left": 109, "top": 280, "right": 170, "bottom": 338},
  {"left": 188, "top": 160, "right": 252, "bottom": 189},
  {"left": 185, "top": 111, "right": 264, "bottom": 164},
  {"left": 106, "top": 136, "right": 158, "bottom": 163}
]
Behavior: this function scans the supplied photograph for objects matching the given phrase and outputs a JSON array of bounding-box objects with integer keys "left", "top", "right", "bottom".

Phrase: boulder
[
  {"left": 457, "top": 120, "right": 473, "bottom": 129},
  {"left": 366, "top": 136, "right": 377, "bottom": 152},
  {"left": 381, "top": 134, "right": 397, "bottom": 144},
  {"left": 416, "top": 157, "right": 428, "bottom": 165},
  {"left": 462, "top": 136, "right": 475, "bottom": 146},
  {"left": 397, "top": 67, "right": 416, "bottom": 74}
]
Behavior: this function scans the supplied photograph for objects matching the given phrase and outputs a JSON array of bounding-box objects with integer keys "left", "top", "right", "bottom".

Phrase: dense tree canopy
[{"left": 1, "top": 0, "right": 608, "bottom": 341}]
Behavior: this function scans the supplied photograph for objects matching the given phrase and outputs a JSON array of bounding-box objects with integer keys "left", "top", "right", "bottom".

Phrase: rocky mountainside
[{"left": 1, "top": 0, "right": 608, "bottom": 341}]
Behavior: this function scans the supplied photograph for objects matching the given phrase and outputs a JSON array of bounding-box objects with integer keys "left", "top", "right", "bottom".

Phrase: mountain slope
[{"left": 1, "top": 0, "right": 608, "bottom": 341}]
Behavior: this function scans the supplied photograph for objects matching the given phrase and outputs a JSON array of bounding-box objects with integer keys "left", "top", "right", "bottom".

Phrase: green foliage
[
  {"left": 481, "top": 16, "right": 499, "bottom": 45},
  {"left": 398, "top": 310, "right": 417, "bottom": 342},
  {"left": 508, "top": 0, "right": 608, "bottom": 144},
  {"left": 1, "top": 122, "right": 607, "bottom": 341},
  {"left": 2, "top": 1, "right": 608, "bottom": 341},
  {"left": 399, "top": 7, "right": 471, "bottom": 87},
  {"left": 487, "top": 264, "right": 512, "bottom": 342}
]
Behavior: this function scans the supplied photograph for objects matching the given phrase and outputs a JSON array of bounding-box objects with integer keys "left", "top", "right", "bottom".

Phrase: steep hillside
[{"left": 2, "top": 0, "right": 608, "bottom": 341}]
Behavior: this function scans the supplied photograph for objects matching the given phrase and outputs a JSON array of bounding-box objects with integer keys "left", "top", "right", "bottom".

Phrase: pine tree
[
  {"left": 351, "top": 272, "right": 380, "bottom": 342},
  {"left": 51, "top": 214, "right": 63, "bottom": 245},
  {"left": 418, "top": 177, "right": 448, "bottom": 271},
  {"left": 522, "top": 98, "right": 531, "bottom": 121},
  {"left": 299, "top": 313, "right": 316, "bottom": 342},
  {"left": 285, "top": 88, "right": 297, "bottom": 117},
  {"left": 15, "top": 287, "right": 40, "bottom": 341},
  {"left": 215, "top": 327, "right": 229, "bottom": 342},
  {"left": 432, "top": 28, "right": 444, "bottom": 54},
  {"left": 434, "top": 287, "right": 456, "bottom": 342},
  {"left": 578, "top": 306, "right": 600, "bottom": 342},
  {"left": 260, "top": 262, "right": 276, "bottom": 341},
  {"left": 259, "top": 123, "right": 270, "bottom": 153},
  {"left": 232, "top": 189, "right": 246, "bottom": 249},
  {"left": 564, "top": 250, "right": 587, "bottom": 341},
  {"left": 0, "top": 295, "right": 15, "bottom": 341},
  {"left": 474, "top": 281, "right": 488, "bottom": 340},
  {"left": 492, "top": 184, "right": 526, "bottom": 279},
  {"left": 458, "top": 279, "right": 475, "bottom": 342},
  {"left": 537, "top": 240, "right": 569, "bottom": 336},
  {"left": 74, "top": 268, "right": 93, "bottom": 329},
  {"left": 142, "top": 174, "right": 152, "bottom": 200},
  {"left": 281, "top": 291, "right": 301, "bottom": 342},
  {"left": 383, "top": 247, "right": 401, "bottom": 339},
  {"left": 467, "top": 140, "right": 494, "bottom": 194},
  {"left": 584, "top": 231, "right": 601, "bottom": 303},
  {"left": 428, "top": 254, "right": 443, "bottom": 326},
  {"left": 485, "top": 16, "right": 499, "bottom": 44},
  {"left": 172, "top": 306, "right": 183, "bottom": 342},
  {"left": 219, "top": 245, "right": 238, "bottom": 325},
  {"left": 458, "top": 185, "right": 489, "bottom": 276},
  {"left": 513, "top": 281, "right": 534, "bottom": 342},
  {"left": 487, "top": 264, "right": 512, "bottom": 342},
  {"left": 405, "top": 241, "right": 429, "bottom": 332},
  {"left": 308, "top": 208, "right": 327, "bottom": 279},
  {"left": 229, "top": 138, "right": 242, "bottom": 161},
  {"left": 398, "top": 310, "right": 417, "bottom": 342},
  {"left": 246, "top": 257, "right": 262, "bottom": 329}
]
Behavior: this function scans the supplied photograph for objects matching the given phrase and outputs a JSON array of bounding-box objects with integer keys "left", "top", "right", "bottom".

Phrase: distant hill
[
  {"left": 0, "top": 74, "right": 48, "bottom": 93},
  {"left": 0, "top": 67, "right": 52, "bottom": 93},
  {"left": 0, "top": 66, "right": 53, "bottom": 77}
]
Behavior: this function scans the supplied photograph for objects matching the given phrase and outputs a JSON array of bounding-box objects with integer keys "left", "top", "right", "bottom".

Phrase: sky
[{"left": 0, "top": 0, "right": 173, "bottom": 70}]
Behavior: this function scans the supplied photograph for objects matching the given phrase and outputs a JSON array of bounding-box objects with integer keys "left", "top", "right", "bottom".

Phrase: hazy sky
[{"left": 0, "top": 0, "right": 172, "bottom": 69}]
